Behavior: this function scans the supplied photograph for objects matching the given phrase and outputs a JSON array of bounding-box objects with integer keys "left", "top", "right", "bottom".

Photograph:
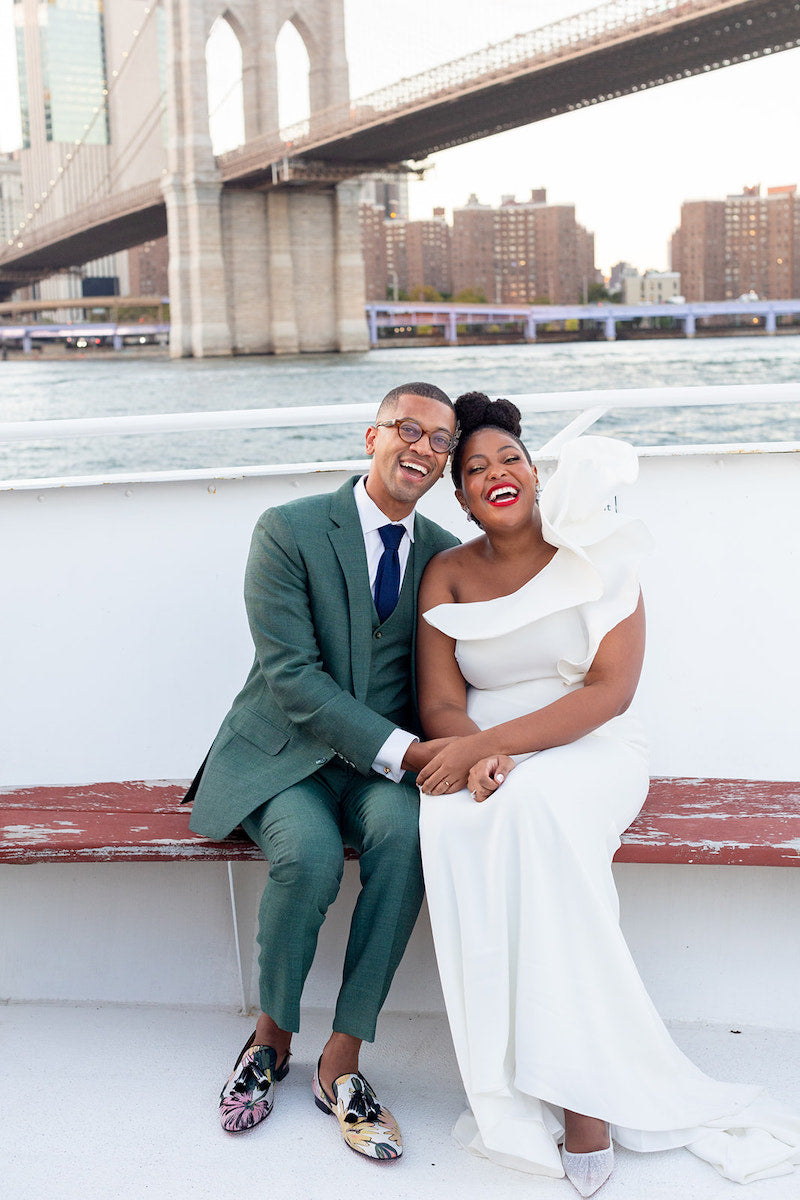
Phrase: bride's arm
[
  {"left": 418, "top": 593, "right": 646, "bottom": 794},
  {"left": 416, "top": 556, "right": 481, "bottom": 740}
]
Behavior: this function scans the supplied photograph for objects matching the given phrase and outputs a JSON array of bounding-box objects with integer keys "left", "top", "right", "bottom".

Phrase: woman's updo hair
[{"left": 451, "top": 391, "right": 532, "bottom": 486}]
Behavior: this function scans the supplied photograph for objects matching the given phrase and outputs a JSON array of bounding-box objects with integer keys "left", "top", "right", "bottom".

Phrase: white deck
[{"left": 3, "top": 1003, "right": 800, "bottom": 1200}]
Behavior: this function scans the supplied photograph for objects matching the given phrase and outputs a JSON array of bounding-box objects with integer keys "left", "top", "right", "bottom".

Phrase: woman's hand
[
  {"left": 417, "top": 734, "right": 489, "bottom": 794},
  {"left": 467, "top": 755, "right": 516, "bottom": 803}
]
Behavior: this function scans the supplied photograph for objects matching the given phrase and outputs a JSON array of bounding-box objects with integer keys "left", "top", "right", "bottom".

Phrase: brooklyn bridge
[{"left": 2, "top": 0, "right": 799, "bottom": 355}]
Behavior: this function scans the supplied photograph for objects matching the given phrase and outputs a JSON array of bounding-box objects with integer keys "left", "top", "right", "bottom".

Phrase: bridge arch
[
  {"left": 275, "top": 18, "right": 312, "bottom": 134},
  {"left": 205, "top": 13, "right": 245, "bottom": 155}
]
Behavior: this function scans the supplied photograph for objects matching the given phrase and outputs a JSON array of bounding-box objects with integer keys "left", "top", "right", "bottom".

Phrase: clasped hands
[{"left": 415, "top": 734, "right": 515, "bottom": 803}]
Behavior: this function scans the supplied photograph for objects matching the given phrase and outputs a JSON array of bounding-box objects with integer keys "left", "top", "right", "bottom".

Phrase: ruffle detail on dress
[{"left": 424, "top": 436, "right": 653, "bottom": 683}]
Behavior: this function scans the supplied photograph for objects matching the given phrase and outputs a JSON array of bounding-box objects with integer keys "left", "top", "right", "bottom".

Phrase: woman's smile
[{"left": 485, "top": 482, "right": 520, "bottom": 506}]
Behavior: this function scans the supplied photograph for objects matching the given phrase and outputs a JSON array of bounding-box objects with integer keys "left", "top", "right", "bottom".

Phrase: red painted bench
[{"left": 1, "top": 778, "right": 799, "bottom": 867}]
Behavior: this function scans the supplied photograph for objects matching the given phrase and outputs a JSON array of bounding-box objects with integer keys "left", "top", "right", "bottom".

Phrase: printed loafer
[
  {"left": 312, "top": 1059, "right": 402, "bottom": 1160},
  {"left": 219, "top": 1033, "right": 290, "bottom": 1134}
]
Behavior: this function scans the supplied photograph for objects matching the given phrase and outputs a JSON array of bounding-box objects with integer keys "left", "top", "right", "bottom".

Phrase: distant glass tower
[
  {"left": 15, "top": 0, "right": 109, "bottom": 149},
  {"left": 12, "top": 0, "right": 166, "bottom": 301}
]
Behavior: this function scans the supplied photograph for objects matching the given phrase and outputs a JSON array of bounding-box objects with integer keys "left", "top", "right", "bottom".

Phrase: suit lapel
[{"left": 328, "top": 478, "right": 374, "bottom": 703}]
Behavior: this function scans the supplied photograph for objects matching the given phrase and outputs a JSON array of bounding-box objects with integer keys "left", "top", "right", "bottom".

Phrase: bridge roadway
[
  {"left": 367, "top": 298, "right": 800, "bottom": 342},
  {"left": 1, "top": 0, "right": 798, "bottom": 300},
  {"left": 2, "top": 298, "right": 798, "bottom": 351}
]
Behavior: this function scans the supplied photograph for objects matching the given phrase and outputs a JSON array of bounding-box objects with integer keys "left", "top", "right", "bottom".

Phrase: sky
[{"left": 2, "top": 0, "right": 798, "bottom": 274}]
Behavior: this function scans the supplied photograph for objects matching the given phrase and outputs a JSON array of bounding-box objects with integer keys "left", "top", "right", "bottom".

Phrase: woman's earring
[{"left": 535, "top": 484, "right": 541, "bottom": 503}]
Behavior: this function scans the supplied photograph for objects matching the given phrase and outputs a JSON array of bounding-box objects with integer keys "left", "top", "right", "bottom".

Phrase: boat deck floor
[{"left": 3, "top": 1004, "right": 800, "bottom": 1200}]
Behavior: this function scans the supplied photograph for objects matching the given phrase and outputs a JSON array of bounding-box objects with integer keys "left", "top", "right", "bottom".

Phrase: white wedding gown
[{"left": 420, "top": 437, "right": 800, "bottom": 1185}]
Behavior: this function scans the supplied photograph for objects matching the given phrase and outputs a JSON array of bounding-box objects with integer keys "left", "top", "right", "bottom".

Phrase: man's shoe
[
  {"left": 312, "top": 1058, "right": 402, "bottom": 1160},
  {"left": 219, "top": 1032, "right": 290, "bottom": 1133}
]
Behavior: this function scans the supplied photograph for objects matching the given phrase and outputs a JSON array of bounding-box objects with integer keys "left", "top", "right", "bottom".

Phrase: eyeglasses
[{"left": 374, "top": 418, "right": 459, "bottom": 455}]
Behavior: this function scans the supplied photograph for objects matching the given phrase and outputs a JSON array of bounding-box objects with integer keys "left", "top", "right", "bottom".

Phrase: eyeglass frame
[{"left": 373, "top": 417, "right": 460, "bottom": 455}]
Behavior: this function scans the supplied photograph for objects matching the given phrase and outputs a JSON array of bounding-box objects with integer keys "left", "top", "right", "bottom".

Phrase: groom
[{"left": 186, "top": 382, "right": 459, "bottom": 1157}]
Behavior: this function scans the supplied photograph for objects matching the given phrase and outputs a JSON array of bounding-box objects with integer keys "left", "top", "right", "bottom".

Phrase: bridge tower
[{"left": 163, "top": 0, "right": 367, "bottom": 357}]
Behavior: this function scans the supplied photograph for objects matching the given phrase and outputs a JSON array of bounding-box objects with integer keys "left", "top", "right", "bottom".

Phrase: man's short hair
[{"left": 376, "top": 382, "right": 455, "bottom": 422}]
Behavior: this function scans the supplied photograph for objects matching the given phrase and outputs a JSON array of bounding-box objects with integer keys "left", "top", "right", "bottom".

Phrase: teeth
[
  {"left": 489, "top": 485, "right": 518, "bottom": 500},
  {"left": 401, "top": 460, "right": 428, "bottom": 476}
]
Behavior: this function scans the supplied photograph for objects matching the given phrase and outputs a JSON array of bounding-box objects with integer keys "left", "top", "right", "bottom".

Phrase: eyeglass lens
[{"left": 398, "top": 421, "right": 452, "bottom": 453}]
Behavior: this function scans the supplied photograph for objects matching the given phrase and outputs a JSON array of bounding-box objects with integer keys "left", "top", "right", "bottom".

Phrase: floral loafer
[
  {"left": 312, "top": 1059, "right": 402, "bottom": 1160},
  {"left": 219, "top": 1033, "right": 290, "bottom": 1133}
]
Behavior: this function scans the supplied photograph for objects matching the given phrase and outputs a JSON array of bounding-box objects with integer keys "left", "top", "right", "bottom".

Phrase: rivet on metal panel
[
  {"left": 37, "top": 494, "right": 44, "bottom": 502},
  {"left": 207, "top": 485, "right": 216, "bottom": 495},
  {"left": 125, "top": 489, "right": 133, "bottom": 498}
]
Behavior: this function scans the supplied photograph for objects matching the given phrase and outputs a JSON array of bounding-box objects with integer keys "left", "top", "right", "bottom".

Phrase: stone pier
[{"left": 162, "top": 0, "right": 366, "bottom": 357}]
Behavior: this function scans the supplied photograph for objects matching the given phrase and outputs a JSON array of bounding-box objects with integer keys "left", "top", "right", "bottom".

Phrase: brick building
[
  {"left": 359, "top": 203, "right": 387, "bottom": 302},
  {"left": 404, "top": 208, "right": 451, "bottom": 296},
  {"left": 670, "top": 200, "right": 725, "bottom": 301},
  {"left": 451, "top": 194, "right": 495, "bottom": 300},
  {"left": 385, "top": 219, "right": 408, "bottom": 299},
  {"left": 127, "top": 237, "right": 170, "bottom": 297},
  {"left": 451, "top": 189, "right": 596, "bottom": 305},
  {"left": 671, "top": 185, "right": 800, "bottom": 301}
]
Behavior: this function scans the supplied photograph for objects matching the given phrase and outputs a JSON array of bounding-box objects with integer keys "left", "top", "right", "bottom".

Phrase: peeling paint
[{"left": 2, "top": 777, "right": 799, "bottom": 867}]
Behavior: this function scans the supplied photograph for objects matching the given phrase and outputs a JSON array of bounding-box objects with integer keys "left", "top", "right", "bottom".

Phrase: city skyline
[{"left": 1, "top": 0, "right": 798, "bottom": 275}]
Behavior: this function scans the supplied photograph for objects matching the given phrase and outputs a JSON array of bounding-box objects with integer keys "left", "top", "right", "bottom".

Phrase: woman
[{"left": 415, "top": 393, "right": 800, "bottom": 1195}]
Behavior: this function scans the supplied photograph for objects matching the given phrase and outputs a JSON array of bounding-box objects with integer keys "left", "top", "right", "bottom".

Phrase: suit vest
[{"left": 363, "top": 544, "right": 416, "bottom": 731}]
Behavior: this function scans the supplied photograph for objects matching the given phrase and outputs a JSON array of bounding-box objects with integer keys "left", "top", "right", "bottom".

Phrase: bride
[{"left": 415, "top": 392, "right": 800, "bottom": 1195}]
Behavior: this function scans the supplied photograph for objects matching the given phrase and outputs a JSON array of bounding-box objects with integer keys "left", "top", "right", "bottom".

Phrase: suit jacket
[{"left": 187, "top": 476, "right": 458, "bottom": 840}]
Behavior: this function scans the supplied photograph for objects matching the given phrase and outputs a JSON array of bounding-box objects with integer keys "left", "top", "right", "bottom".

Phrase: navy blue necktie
[{"left": 374, "top": 524, "right": 405, "bottom": 623}]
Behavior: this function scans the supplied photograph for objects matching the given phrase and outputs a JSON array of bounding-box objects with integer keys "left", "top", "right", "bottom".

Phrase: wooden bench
[{"left": 2, "top": 777, "right": 800, "bottom": 866}]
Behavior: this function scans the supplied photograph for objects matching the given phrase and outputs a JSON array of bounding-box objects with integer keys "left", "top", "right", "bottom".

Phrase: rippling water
[{"left": 1, "top": 336, "right": 798, "bottom": 481}]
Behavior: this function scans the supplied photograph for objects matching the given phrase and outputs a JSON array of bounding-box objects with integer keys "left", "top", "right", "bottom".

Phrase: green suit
[{"left": 188, "top": 476, "right": 458, "bottom": 1038}]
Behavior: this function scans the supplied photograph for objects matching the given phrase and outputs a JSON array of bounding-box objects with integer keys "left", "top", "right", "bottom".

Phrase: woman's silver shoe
[{"left": 561, "top": 1141, "right": 614, "bottom": 1197}]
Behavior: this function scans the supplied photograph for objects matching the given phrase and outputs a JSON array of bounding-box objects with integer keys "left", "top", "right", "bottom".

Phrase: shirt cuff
[{"left": 372, "top": 729, "right": 418, "bottom": 782}]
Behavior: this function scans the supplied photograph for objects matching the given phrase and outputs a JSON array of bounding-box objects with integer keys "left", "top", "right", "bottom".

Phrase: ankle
[
  {"left": 319, "top": 1032, "right": 362, "bottom": 1095},
  {"left": 254, "top": 1012, "right": 292, "bottom": 1062},
  {"left": 563, "top": 1112, "right": 609, "bottom": 1155}
]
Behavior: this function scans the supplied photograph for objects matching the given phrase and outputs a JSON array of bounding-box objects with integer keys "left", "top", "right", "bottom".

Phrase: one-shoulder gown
[{"left": 420, "top": 437, "right": 800, "bottom": 1185}]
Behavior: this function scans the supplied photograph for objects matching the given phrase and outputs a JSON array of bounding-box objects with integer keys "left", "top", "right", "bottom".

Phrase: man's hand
[
  {"left": 467, "top": 755, "right": 516, "bottom": 803},
  {"left": 402, "top": 737, "right": 461, "bottom": 774}
]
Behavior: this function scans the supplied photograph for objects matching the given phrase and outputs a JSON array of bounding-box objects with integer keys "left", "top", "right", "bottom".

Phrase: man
[{"left": 186, "top": 382, "right": 460, "bottom": 1158}]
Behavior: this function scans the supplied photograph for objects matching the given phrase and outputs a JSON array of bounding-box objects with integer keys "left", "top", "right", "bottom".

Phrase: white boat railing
[{"left": 0, "top": 384, "right": 797, "bottom": 484}]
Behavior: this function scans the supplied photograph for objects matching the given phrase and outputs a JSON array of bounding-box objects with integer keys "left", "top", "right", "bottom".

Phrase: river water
[{"left": 0, "top": 335, "right": 798, "bottom": 481}]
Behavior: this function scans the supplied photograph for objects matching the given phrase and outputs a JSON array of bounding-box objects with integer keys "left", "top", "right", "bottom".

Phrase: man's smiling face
[{"left": 364, "top": 394, "right": 456, "bottom": 521}]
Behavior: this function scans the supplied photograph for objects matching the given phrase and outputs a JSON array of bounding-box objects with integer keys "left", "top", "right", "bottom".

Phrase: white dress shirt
[{"left": 353, "top": 476, "right": 419, "bottom": 781}]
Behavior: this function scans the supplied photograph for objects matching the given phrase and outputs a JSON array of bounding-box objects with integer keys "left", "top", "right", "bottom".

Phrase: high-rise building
[
  {"left": 405, "top": 208, "right": 451, "bottom": 297},
  {"left": 451, "top": 194, "right": 494, "bottom": 300},
  {"left": 385, "top": 219, "right": 408, "bottom": 299},
  {"left": 671, "top": 185, "right": 800, "bottom": 301},
  {"left": 359, "top": 203, "right": 388, "bottom": 302},
  {"left": 670, "top": 200, "right": 725, "bottom": 302},
  {"left": 127, "top": 237, "right": 170, "bottom": 298},
  {"left": 359, "top": 174, "right": 410, "bottom": 300},
  {"left": 452, "top": 189, "right": 596, "bottom": 305},
  {"left": 359, "top": 174, "right": 409, "bottom": 221},
  {"left": 12, "top": 0, "right": 166, "bottom": 300},
  {"left": 360, "top": 188, "right": 595, "bottom": 307},
  {"left": 0, "top": 153, "right": 25, "bottom": 243}
]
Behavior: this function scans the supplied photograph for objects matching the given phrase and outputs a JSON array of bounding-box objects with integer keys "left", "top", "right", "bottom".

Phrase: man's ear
[{"left": 365, "top": 426, "right": 377, "bottom": 456}]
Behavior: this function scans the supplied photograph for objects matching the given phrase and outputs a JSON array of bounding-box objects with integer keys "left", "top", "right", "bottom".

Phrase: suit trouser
[{"left": 240, "top": 761, "right": 424, "bottom": 1043}]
